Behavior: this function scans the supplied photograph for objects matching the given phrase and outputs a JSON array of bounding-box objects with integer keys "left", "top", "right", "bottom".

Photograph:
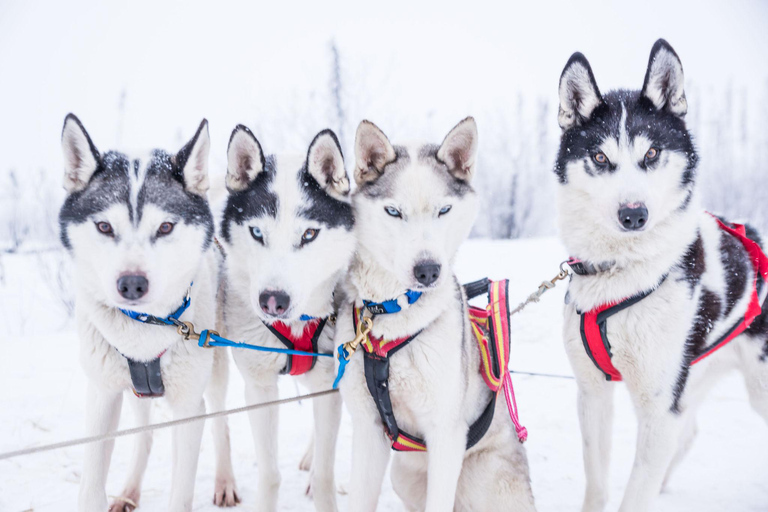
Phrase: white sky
[{"left": 0, "top": 0, "right": 766, "bottom": 175}]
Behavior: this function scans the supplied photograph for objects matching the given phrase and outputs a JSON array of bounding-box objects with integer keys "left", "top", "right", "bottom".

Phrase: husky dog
[
  {"left": 218, "top": 125, "right": 354, "bottom": 511},
  {"left": 336, "top": 118, "right": 536, "bottom": 511},
  {"left": 555, "top": 39, "right": 768, "bottom": 512},
  {"left": 59, "top": 115, "right": 238, "bottom": 511}
]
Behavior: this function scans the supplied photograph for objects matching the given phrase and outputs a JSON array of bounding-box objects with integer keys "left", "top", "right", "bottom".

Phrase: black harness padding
[
  {"left": 126, "top": 357, "right": 165, "bottom": 397},
  {"left": 265, "top": 317, "right": 328, "bottom": 375},
  {"left": 464, "top": 278, "right": 491, "bottom": 300}
]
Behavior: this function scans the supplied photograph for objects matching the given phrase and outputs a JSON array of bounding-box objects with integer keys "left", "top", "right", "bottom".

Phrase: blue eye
[
  {"left": 385, "top": 206, "right": 402, "bottom": 218},
  {"left": 439, "top": 205, "right": 452, "bottom": 216},
  {"left": 250, "top": 226, "right": 264, "bottom": 243}
]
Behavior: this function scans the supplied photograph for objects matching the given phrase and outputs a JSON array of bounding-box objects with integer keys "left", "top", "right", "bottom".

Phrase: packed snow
[{"left": 1, "top": 237, "right": 766, "bottom": 511}]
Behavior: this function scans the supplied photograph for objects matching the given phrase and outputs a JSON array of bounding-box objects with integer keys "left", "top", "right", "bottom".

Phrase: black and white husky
[
  {"left": 218, "top": 125, "right": 355, "bottom": 511},
  {"left": 59, "top": 115, "right": 237, "bottom": 511},
  {"left": 556, "top": 39, "right": 768, "bottom": 511},
  {"left": 336, "top": 119, "right": 536, "bottom": 511}
]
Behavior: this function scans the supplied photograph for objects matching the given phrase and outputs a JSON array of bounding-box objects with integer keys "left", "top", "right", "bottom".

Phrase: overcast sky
[{"left": 1, "top": 0, "right": 766, "bottom": 176}]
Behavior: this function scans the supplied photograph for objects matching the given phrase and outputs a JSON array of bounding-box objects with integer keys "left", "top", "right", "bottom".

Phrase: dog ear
[
  {"left": 226, "top": 124, "right": 265, "bottom": 192},
  {"left": 437, "top": 117, "right": 478, "bottom": 182},
  {"left": 641, "top": 39, "right": 687, "bottom": 116},
  {"left": 558, "top": 52, "right": 603, "bottom": 130},
  {"left": 175, "top": 119, "right": 210, "bottom": 196},
  {"left": 61, "top": 113, "right": 100, "bottom": 193},
  {"left": 307, "top": 129, "right": 349, "bottom": 201},
  {"left": 354, "top": 120, "right": 396, "bottom": 186}
]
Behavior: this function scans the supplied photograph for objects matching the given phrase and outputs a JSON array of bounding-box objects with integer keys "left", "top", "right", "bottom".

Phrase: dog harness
[
  {"left": 118, "top": 285, "right": 192, "bottom": 397},
  {"left": 263, "top": 317, "right": 329, "bottom": 376},
  {"left": 348, "top": 279, "right": 525, "bottom": 452},
  {"left": 576, "top": 218, "right": 768, "bottom": 381}
]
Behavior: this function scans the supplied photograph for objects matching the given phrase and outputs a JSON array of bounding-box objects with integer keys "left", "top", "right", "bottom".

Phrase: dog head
[
  {"left": 220, "top": 126, "right": 355, "bottom": 322},
  {"left": 555, "top": 39, "right": 698, "bottom": 263},
  {"left": 59, "top": 114, "right": 214, "bottom": 314},
  {"left": 352, "top": 117, "right": 479, "bottom": 291}
]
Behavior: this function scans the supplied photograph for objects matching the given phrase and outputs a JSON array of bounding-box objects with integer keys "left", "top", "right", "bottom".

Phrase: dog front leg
[
  {"left": 578, "top": 381, "right": 615, "bottom": 512},
  {"left": 109, "top": 397, "right": 152, "bottom": 512},
  {"left": 618, "top": 410, "right": 682, "bottom": 512},
  {"left": 310, "top": 389, "right": 342, "bottom": 511},
  {"left": 347, "top": 416, "right": 391, "bottom": 512},
  {"left": 79, "top": 382, "right": 123, "bottom": 512},
  {"left": 245, "top": 378, "right": 281, "bottom": 512},
  {"left": 205, "top": 348, "right": 239, "bottom": 507},
  {"left": 424, "top": 423, "right": 466, "bottom": 512},
  {"left": 167, "top": 398, "right": 206, "bottom": 512}
]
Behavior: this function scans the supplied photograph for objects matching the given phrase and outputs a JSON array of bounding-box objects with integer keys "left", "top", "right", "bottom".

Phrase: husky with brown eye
[
  {"left": 58, "top": 115, "right": 238, "bottom": 511},
  {"left": 219, "top": 125, "right": 354, "bottom": 511},
  {"left": 555, "top": 39, "right": 768, "bottom": 512}
]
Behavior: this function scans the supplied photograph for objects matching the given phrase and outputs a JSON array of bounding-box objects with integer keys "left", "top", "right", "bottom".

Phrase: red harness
[
  {"left": 580, "top": 218, "right": 768, "bottom": 382},
  {"left": 265, "top": 318, "right": 328, "bottom": 376}
]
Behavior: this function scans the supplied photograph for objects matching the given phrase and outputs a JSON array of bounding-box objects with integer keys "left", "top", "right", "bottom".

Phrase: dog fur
[
  {"left": 218, "top": 125, "right": 355, "bottom": 511},
  {"left": 555, "top": 39, "right": 768, "bottom": 512},
  {"left": 59, "top": 114, "right": 238, "bottom": 511},
  {"left": 336, "top": 118, "right": 536, "bottom": 511}
]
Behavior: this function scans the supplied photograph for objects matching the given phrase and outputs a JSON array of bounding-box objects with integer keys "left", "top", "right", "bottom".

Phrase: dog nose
[
  {"left": 259, "top": 290, "right": 291, "bottom": 316},
  {"left": 618, "top": 204, "right": 649, "bottom": 231},
  {"left": 413, "top": 262, "right": 441, "bottom": 287},
  {"left": 117, "top": 275, "right": 149, "bottom": 300}
]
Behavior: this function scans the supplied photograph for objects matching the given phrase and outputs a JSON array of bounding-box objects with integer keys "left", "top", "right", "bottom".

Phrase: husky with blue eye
[
  {"left": 58, "top": 115, "right": 238, "bottom": 511},
  {"left": 336, "top": 118, "right": 536, "bottom": 512},
  {"left": 555, "top": 39, "right": 768, "bottom": 512},
  {"left": 218, "top": 125, "right": 355, "bottom": 511}
]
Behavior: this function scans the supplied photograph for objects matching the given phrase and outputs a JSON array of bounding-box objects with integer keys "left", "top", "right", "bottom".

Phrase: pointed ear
[
  {"left": 642, "top": 39, "right": 687, "bottom": 116},
  {"left": 61, "top": 113, "right": 100, "bottom": 193},
  {"left": 437, "top": 117, "right": 478, "bottom": 182},
  {"left": 175, "top": 119, "right": 210, "bottom": 196},
  {"left": 354, "top": 120, "right": 396, "bottom": 186},
  {"left": 307, "top": 129, "right": 349, "bottom": 200},
  {"left": 226, "top": 124, "right": 265, "bottom": 192},
  {"left": 558, "top": 52, "right": 603, "bottom": 130}
]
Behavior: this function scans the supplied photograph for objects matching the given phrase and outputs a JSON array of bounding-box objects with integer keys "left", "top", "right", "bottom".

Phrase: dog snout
[
  {"left": 618, "top": 203, "right": 649, "bottom": 231},
  {"left": 117, "top": 274, "right": 149, "bottom": 300},
  {"left": 259, "top": 289, "right": 291, "bottom": 317},
  {"left": 413, "top": 261, "right": 441, "bottom": 287}
]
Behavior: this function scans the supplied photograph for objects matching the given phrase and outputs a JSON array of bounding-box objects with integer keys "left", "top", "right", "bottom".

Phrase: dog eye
[
  {"left": 645, "top": 147, "right": 660, "bottom": 162},
  {"left": 157, "top": 222, "right": 174, "bottom": 237},
  {"left": 439, "top": 205, "right": 452, "bottom": 217},
  {"left": 593, "top": 153, "right": 609, "bottom": 165},
  {"left": 301, "top": 228, "right": 320, "bottom": 246},
  {"left": 250, "top": 226, "right": 264, "bottom": 244},
  {"left": 385, "top": 206, "right": 402, "bottom": 218},
  {"left": 96, "top": 222, "right": 113, "bottom": 236}
]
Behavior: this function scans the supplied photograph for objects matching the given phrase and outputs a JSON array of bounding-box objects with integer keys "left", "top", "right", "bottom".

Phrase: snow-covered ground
[{"left": 1, "top": 238, "right": 766, "bottom": 511}]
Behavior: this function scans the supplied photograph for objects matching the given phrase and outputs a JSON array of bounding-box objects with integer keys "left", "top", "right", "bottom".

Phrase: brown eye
[
  {"left": 157, "top": 222, "right": 174, "bottom": 236},
  {"left": 96, "top": 222, "right": 113, "bottom": 236},
  {"left": 593, "top": 153, "right": 608, "bottom": 165},
  {"left": 645, "top": 147, "right": 659, "bottom": 161},
  {"left": 301, "top": 228, "right": 319, "bottom": 245}
]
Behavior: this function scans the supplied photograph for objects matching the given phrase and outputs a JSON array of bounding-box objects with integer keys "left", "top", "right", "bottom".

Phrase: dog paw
[
  {"left": 213, "top": 476, "right": 241, "bottom": 507},
  {"left": 337, "top": 480, "right": 348, "bottom": 495},
  {"left": 108, "top": 491, "right": 139, "bottom": 512},
  {"left": 298, "top": 448, "right": 313, "bottom": 472}
]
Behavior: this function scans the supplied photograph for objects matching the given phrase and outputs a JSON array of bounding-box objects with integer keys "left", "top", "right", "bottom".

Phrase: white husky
[
  {"left": 555, "top": 39, "right": 768, "bottom": 511},
  {"left": 336, "top": 118, "right": 536, "bottom": 511},
  {"left": 218, "top": 125, "right": 355, "bottom": 511},
  {"left": 59, "top": 115, "right": 237, "bottom": 511}
]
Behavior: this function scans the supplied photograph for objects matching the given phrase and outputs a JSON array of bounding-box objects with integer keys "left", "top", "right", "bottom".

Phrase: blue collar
[
  {"left": 299, "top": 314, "right": 320, "bottom": 321},
  {"left": 120, "top": 283, "right": 192, "bottom": 326},
  {"left": 362, "top": 289, "right": 422, "bottom": 315}
]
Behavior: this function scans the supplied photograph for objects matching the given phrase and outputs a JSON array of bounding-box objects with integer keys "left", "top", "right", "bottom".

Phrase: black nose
[
  {"left": 117, "top": 275, "right": 149, "bottom": 300},
  {"left": 259, "top": 290, "right": 291, "bottom": 317},
  {"left": 618, "top": 204, "right": 649, "bottom": 231},
  {"left": 413, "top": 262, "right": 441, "bottom": 287}
]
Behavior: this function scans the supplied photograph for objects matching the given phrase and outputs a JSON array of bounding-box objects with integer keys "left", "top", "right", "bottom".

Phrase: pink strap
[{"left": 502, "top": 372, "right": 527, "bottom": 443}]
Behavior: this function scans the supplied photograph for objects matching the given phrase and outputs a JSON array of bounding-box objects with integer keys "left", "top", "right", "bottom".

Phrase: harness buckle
[{"left": 342, "top": 316, "right": 373, "bottom": 360}]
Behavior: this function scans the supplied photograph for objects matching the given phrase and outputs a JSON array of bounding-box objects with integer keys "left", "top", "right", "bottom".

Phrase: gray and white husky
[
  {"left": 336, "top": 118, "right": 536, "bottom": 511},
  {"left": 59, "top": 115, "right": 238, "bottom": 511},
  {"left": 218, "top": 124, "right": 355, "bottom": 511},
  {"left": 556, "top": 39, "right": 768, "bottom": 511}
]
